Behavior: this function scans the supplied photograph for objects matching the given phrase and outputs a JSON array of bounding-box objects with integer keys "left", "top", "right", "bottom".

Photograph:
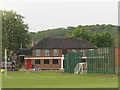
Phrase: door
[
  {"left": 27, "top": 60, "right": 31, "bottom": 69},
  {"left": 20, "top": 56, "right": 24, "bottom": 64}
]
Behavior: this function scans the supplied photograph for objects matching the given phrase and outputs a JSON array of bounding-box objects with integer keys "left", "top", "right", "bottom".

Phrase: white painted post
[
  {"left": 4, "top": 49, "right": 7, "bottom": 76},
  {"left": 21, "top": 43, "right": 22, "bottom": 49},
  {"left": 61, "top": 54, "right": 64, "bottom": 69}
]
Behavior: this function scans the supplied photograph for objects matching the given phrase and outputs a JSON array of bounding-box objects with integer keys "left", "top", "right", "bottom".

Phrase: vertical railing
[
  {"left": 64, "top": 47, "right": 116, "bottom": 74},
  {"left": 64, "top": 52, "right": 83, "bottom": 73},
  {"left": 87, "top": 47, "right": 116, "bottom": 74}
]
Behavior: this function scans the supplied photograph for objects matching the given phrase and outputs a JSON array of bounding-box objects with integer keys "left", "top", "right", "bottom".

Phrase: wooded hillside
[{"left": 29, "top": 24, "right": 118, "bottom": 45}]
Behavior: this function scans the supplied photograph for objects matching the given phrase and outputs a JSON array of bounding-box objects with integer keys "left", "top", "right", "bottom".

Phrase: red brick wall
[
  {"left": 32, "top": 49, "right": 88, "bottom": 57},
  {"left": 67, "top": 49, "right": 88, "bottom": 56},
  {"left": 115, "top": 47, "right": 120, "bottom": 70},
  {"left": 119, "top": 47, "right": 120, "bottom": 70},
  {"left": 25, "top": 49, "right": 88, "bottom": 69},
  {"left": 115, "top": 47, "right": 118, "bottom": 70},
  {"left": 25, "top": 59, "right": 61, "bottom": 69},
  {"left": 32, "top": 49, "right": 62, "bottom": 57},
  {"left": 25, "top": 49, "right": 62, "bottom": 69}
]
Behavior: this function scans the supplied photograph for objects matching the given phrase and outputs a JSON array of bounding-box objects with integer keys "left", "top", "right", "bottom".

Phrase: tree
[
  {"left": 90, "top": 31, "right": 113, "bottom": 47},
  {"left": 100, "top": 31, "right": 113, "bottom": 47},
  {"left": 67, "top": 26, "right": 75, "bottom": 30},
  {"left": 2, "top": 10, "right": 31, "bottom": 53},
  {"left": 71, "top": 28, "right": 90, "bottom": 41},
  {"left": 90, "top": 33, "right": 101, "bottom": 47},
  {"left": 2, "top": 35, "right": 9, "bottom": 50},
  {"left": 71, "top": 28, "right": 113, "bottom": 47}
]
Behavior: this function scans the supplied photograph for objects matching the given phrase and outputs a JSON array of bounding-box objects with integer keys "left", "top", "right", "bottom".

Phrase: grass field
[{"left": 2, "top": 71, "right": 118, "bottom": 88}]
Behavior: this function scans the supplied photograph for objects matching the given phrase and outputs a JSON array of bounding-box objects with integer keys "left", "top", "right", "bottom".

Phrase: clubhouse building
[{"left": 18, "top": 37, "right": 97, "bottom": 70}]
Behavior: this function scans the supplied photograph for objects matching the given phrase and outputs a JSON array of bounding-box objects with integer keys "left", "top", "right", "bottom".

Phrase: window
[
  {"left": 89, "top": 49, "right": 94, "bottom": 55},
  {"left": 44, "top": 60, "right": 49, "bottom": 64},
  {"left": 35, "top": 49, "right": 41, "bottom": 56},
  {"left": 71, "top": 49, "right": 76, "bottom": 52},
  {"left": 45, "top": 49, "right": 49, "bottom": 56},
  {"left": 53, "top": 49, "right": 59, "bottom": 56},
  {"left": 80, "top": 49, "right": 85, "bottom": 56},
  {"left": 35, "top": 60, "right": 40, "bottom": 64},
  {"left": 53, "top": 59, "right": 58, "bottom": 64}
]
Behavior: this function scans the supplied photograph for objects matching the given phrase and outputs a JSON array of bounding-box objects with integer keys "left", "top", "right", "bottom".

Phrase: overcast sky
[{"left": 0, "top": 0, "right": 119, "bottom": 32}]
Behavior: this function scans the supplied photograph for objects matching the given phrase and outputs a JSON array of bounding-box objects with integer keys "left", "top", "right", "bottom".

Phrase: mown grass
[{"left": 2, "top": 71, "right": 118, "bottom": 88}]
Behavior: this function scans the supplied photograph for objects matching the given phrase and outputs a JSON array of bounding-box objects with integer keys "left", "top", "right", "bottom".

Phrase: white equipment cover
[{"left": 74, "top": 63, "right": 84, "bottom": 74}]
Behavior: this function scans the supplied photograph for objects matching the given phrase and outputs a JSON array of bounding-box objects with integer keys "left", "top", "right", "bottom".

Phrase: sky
[{"left": 0, "top": 0, "right": 119, "bottom": 32}]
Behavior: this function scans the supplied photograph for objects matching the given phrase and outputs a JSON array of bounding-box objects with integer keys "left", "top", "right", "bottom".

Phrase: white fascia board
[
  {"left": 82, "top": 57, "right": 87, "bottom": 59},
  {"left": 18, "top": 55, "right": 25, "bottom": 56},
  {"left": 24, "top": 57, "right": 62, "bottom": 60},
  {"left": 24, "top": 56, "right": 88, "bottom": 60}
]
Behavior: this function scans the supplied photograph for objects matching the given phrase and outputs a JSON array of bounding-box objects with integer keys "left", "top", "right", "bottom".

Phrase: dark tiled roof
[
  {"left": 18, "top": 48, "right": 32, "bottom": 55},
  {"left": 32, "top": 37, "right": 97, "bottom": 49}
]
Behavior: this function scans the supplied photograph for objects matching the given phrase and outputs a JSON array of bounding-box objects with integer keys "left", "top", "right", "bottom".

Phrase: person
[
  {"left": 39, "top": 66, "right": 41, "bottom": 71},
  {"left": 32, "top": 64, "right": 34, "bottom": 69},
  {"left": 1, "top": 69, "right": 5, "bottom": 75},
  {"left": 11, "top": 65, "right": 13, "bottom": 71},
  {"left": 1, "top": 65, "right": 5, "bottom": 75},
  {"left": 20, "top": 64, "right": 21, "bottom": 69},
  {"left": 13, "top": 65, "right": 15, "bottom": 71}
]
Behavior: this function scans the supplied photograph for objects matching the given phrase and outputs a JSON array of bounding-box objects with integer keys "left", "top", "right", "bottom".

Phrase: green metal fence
[
  {"left": 87, "top": 47, "right": 115, "bottom": 74},
  {"left": 64, "top": 52, "right": 83, "bottom": 73},
  {"left": 64, "top": 47, "right": 116, "bottom": 74}
]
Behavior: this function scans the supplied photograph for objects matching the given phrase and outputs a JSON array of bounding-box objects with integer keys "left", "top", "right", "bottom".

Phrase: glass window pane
[
  {"left": 44, "top": 60, "right": 49, "bottom": 64},
  {"left": 80, "top": 49, "right": 85, "bottom": 56},
  {"left": 53, "top": 49, "right": 58, "bottom": 56},
  {"left": 45, "top": 49, "right": 49, "bottom": 56},
  {"left": 35, "top": 49, "right": 41, "bottom": 56},
  {"left": 53, "top": 59, "right": 58, "bottom": 64},
  {"left": 35, "top": 60, "right": 40, "bottom": 64}
]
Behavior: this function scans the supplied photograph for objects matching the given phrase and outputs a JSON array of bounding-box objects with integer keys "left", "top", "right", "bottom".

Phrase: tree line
[{"left": 30, "top": 24, "right": 118, "bottom": 46}]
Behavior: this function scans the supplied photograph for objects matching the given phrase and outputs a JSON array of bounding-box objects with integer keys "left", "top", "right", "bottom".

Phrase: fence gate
[
  {"left": 64, "top": 52, "right": 83, "bottom": 73},
  {"left": 87, "top": 47, "right": 115, "bottom": 74}
]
